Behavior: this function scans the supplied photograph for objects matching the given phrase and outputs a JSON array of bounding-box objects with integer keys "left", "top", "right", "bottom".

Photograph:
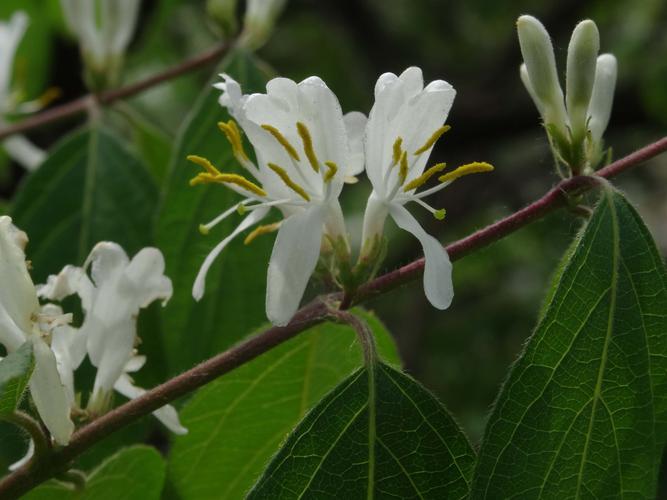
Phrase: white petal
[
  {"left": 114, "top": 374, "right": 187, "bottom": 435},
  {"left": 86, "top": 242, "right": 130, "bottom": 287},
  {"left": 0, "top": 11, "right": 28, "bottom": 98},
  {"left": 124, "top": 355, "right": 146, "bottom": 373},
  {"left": 388, "top": 204, "right": 453, "bottom": 309},
  {"left": 87, "top": 316, "right": 136, "bottom": 397},
  {"left": 193, "top": 207, "right": 269, "bottom": 301},
  {"left": 37, "top": 265, "right": 95, "bottom": 312},
  {"left": 29, "top": 337, "right": 74, "bottom": 445},
  {"left": 266, "top": 206, "right": 324, "bottom": 326},
  {"left": 2, "top": 135, "right": 45, "bottom": 171},
  {"left": 50, "top": 319, "right": 85, "bottom": 404},
  {"left": 343, "top": 111, "right": 367, "bottom": 177},
  {"left": 9, "top": 439, "right": 33, "bottom": 471},
  {"left": 587, "top": 54, "right": 617, "bottom": 142},
  {"left": 121, "top": 247, "right": 173, "bottom": 307}
]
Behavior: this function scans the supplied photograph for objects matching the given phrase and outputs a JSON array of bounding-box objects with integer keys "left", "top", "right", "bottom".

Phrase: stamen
[
  {"left": 267, "top": 163, "right": 311, "bottom": 201},
  {"left": 438, "top": 161, "right": 494, "bottom": 184},
  {"left": 392, "top": 137, "right": 404, "bottom": 165},
  {"left": 323, "top": 161, "right": 338, "bottom": 183},
  {"left": 414, "top": 198, "right": 447, "bottom": 220},
  {"left": 218, "top": 120, "right": 249, "bottom": 161},
  {"left": 199, "top": 202, "right": 249, "bottom": 235},
  {"left": 189, "top": 171, "right": 267, "bottom": 197},
  {"left": 187, "top": 155, "right": 221, "bottom": 176},
  {"left": 414, "top": 125, "right": 451, "bottom": 155},
  {"left": 399, "top": 151, "right": 409, "bottom": 185},
  {"left": 296, "top": 122, "right": 320, "bottom": 172},
  {"left": 244, "top": 222, "right": 282, "bottom": 245},
  {"left": 403, "top": 162, "right": 447, "bottom": 192},
  {"left": 262, "top": 124, "right": 301, "bottom": 162}
]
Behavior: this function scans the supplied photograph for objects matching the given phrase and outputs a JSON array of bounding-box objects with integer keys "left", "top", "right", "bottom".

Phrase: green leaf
[
  {"left": 471, "top": 189, "right": 667, "bottom": 498},
  {"left": 249, "top": 361, "right": 476, "bottom": 498},
  {"left": 0, "top": 342, "right": 34, "bottom": 415},
  {"left": 11, "top": 127, "right": 158, "bottom": 283},
  {"left": 156, "top": 50, "right": 273, "bottom": 373},
  {"left": 167, "top": 310, "right": 400, "bottom": 499},
  {"left": 24, "top": 445, "right": 166, "bottom": 500}
]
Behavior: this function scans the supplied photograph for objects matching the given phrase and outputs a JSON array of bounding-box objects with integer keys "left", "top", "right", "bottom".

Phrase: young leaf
[
  {"left": 23, "top": 445, "right": 166, "bottom": 500},
  {"left": 0, "top": 342, "right": 34, "bottom": 415},
  {"left": 471, "top": 189, "right": 667, "bottom": 498},
  {"left": 249, "top": 361, "right": 476, "bottom": 499},
  {"left": 155, "top": 50, "right": 274, "bottom": 373},
  {"left": 167, "top": 310, "right": 400, "bottom": 500},
  {"left": 11, "top": 127, "right": 158, "bottom": 283}
]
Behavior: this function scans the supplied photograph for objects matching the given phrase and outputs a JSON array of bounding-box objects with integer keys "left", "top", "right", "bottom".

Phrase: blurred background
[{"left": 0, "top": 0, "right": 666, "bottom": 479}]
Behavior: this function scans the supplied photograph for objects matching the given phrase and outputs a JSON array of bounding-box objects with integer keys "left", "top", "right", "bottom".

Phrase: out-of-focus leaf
[
  {"left": 0, "top": 342, "right": 34, "bottom": 415},
  {"left": 24, "top": 445, "right": 167, "bottom": 500},
  {"left": 470, "top": 189, "right": 667, "bottom": 498},
  {"left": 249, "top": 360, "right": 476, "bottom": 499},
  {"left": 11, "top": 127, "right": 157, "bottom": 283},
  {"left": 167, "top": 310, "right": 400, "bottom": 499},
  {"left": 156, "top": 50, "right": 273, "bottom": 374}
]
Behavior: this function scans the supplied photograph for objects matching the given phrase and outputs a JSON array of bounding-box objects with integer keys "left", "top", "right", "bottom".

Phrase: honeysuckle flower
[
  {"left": 0, "top": 216, "right": 74, "bottom": 445},
  {"left": 518, "top": 15, "right": 617, "bottom": 174},
  {"left": 38, "top": 242, "right": 173, "bottom": 416},
  {"left": 239, "top": 0, "right": 288, "bottom": 49},
  {"left": 0, "top": 12, "right": 47, "bottom": 170},
  {"left": 360, "top": 67, "right": 493, "bottom": 309},
  {"left": 59, "top": 0, "right": 141, "bottom": 88},
  {"left": 189, "top": 73, "right": 362, "bottom": 326}
]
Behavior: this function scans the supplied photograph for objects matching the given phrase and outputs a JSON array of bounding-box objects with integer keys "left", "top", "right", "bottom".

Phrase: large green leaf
[
  {"left": 0, "top": 342, "right": 34, "bottom": 415},
  {"left": 155, "top": 50, "right": 273, "bottom": 374},
  {"left": 24, "top": 445, "right": 166, "bottom": 500},
  {"left": 167, "top": 310, "right": 400, "bottom": 499},
  {"left": 249, "top": 360, "right": 476, "bottom": 499},
  {"left": 470, "top": 189, "right": 667, "bottom": 498},
  {"left": 11, "top": 127, "right": 158, "bottom": 283}
]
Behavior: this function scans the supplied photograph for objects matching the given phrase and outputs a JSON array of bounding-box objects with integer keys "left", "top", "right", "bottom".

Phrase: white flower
[
  {"left": 360, "top": 67, "right": 493, "bottom": 309},
  {"left": 517, "top": 15, "right": 617, "bottom": 173},
  {"left": 189, "top": 73, "right": 363, "bottom": 326},
  {"left": 0, "top": 216, "right": 74, "bottom": 445},
  {"left": 59, "top": 0, "right": 141, "bottom": 87},
  {"left": 0, "top": 12, "right": 46, "bottom": 171},
  {"left": 38, "top": 242, "right": 176, "bottom": 426},
  {"left": 240, "top": 0, "right": 288, "bottom": 49}
]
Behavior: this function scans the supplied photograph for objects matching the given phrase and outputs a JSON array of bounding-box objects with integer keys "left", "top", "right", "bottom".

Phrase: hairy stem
[
  {"left": 0, "top": 41, "right": 232, "bottom": 142},
  {"left": 0, "top": 134, "right": 666, "bottom": 497}
]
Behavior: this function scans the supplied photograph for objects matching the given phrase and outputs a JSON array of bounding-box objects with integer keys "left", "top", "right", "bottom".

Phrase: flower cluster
[
  {"left": 0, "top": 218, "right": 185, "bottom": 469},
  {"left": 189, "top": 67, "right": 494, "bottom": 326},
  {"left": 517, "top": 15, "right": 617, "bottom": 175}
]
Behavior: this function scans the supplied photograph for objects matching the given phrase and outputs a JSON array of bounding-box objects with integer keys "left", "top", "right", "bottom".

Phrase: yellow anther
[
  {"left": 267, "top": 163, "right": 311, "bottom": 201},
  {"left": 38, "top": 87, "right": 62, "bottom": 107},
  {"left": 199, "top": 224, "right": 210, "bottom": 235},
  {"left": 399, "top": 151, "right": 409, "bottom": 184},
  {"left": 218, "top": 120, "right": 249, "bottom": 161},
  {"left": 414, "top": 125, "right": 451, "bottom": 155},
  {"left": 189, "top": 172, "right": 215, "bottom": 186},
  {"left": 262, "top": 124, "right": 301, "bottom": 162},
  {"left": 244, "top": 221, "right": 282, "bottom": 245},
  {"left": 237, "top": 204, "right": 247, "bottom": 215},
  {"left": 323, "top": 161, "right": 338, "bottom": 183},
  {"left": 187, "top": 155, "right": 221, "bottom": 176},
  {"left": 392, "top": 137, "right": 404, "bottom": 165},
  {"left": 215, "top": 174, "right": 268, "bottom": 197},
  {"left": 403, "top": 162, "right": 447, "bottom": 192},
  {"left": 296, "top": 122, "right": 320, "bottom": 173},
  {"left": 434, "top": 209, "right": 447, "bottom": 221},
  {"left": 438, "top": 161, "right": 494, "bottom": 184}
]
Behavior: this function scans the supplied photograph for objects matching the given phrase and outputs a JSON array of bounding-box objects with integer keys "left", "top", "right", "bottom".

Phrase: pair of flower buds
[{"left": 0, "top": 217, "right": 185, "bottom": 469}]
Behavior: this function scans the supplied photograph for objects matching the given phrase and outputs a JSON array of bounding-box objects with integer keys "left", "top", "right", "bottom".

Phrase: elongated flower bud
[
  {"left": 587, "top": 54, "right": 617, "bottom": 142},
  {"left": 566, "top": 20, "right": 600, "bottom": 143}
]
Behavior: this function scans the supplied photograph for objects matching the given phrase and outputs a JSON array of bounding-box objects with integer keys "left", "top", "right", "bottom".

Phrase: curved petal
[
  {"left": 266, "top": 206, "right": 324, "bottom": 326},
  {"left": 343, "top": 111, "right": 367, "bottom": 177},
  {"left": 114, "top": 374, "right": 187, "bottom": 435},
  {"left": 29, "top": 337, "right": 74, "bottom": 445},
  {"left": 2, "top": 135, "right": 45, "bottom": 171},
  {"left": 122, "top": 247, "right": 173, "bottom": 307},
  {"left": 87, "top": 316, "right": 136, "bottom": 398},
  {"left": 388, "top": 204, "right": 453, "bottom": 309},
  {"left": 86, "top": 242, "right": 129, "bottom": 287},
  {"left": 37, "top": 265, "right": 95, "bottom": 312},
  {"left": 9, "top": 439, "right": 34, "bottom": 471},
  {"left": 193, "top": 207, "right": 269, "bottom": 301},
  {"left": 0, "top": 11, "right": 28, "bottom": 97}
]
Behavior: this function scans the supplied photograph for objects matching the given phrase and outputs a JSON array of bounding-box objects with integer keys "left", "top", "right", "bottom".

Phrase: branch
[
  {"left": 1, "top": 134, "right": 666, "bottom": 498},
  {"left": 0, "top": 41, "right": 232, "bottom": 141}
]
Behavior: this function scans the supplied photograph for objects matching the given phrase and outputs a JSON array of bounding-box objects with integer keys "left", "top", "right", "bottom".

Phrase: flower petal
[
  {"left": 343, "top": 111, "right": 367, "bottom": 177},
  {"left": 29, "top": 337, "right": 74, "bottom": 445},
  {"left": 122, "top": 247, "right": 173, "bottom": 307},
  {"left": 193, "top": 207, "right": 269, "bottom": 301},
  {"left": 37, "top": 264, "right": 95, "bottom": 313},
  {"left": 266, "top": 206, "right": 324, "bottom": 326},
  {"left": 388, "top": 204, "right": 453, "bottom": 309},
  {"left": 87, "top": 316, "right": 136, "bottom": 398},
  {"left": 86, "top": 242, "right": 130, "bottom": 287},
  {"left": 114, "top": 374, "right": 187, "bottom": 435},
  {"left": 2, "top": 135, "right": 45, "bottom": 171}
]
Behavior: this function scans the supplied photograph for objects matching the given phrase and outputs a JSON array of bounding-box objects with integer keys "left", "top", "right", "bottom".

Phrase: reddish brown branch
[
  {"left": 1, "top": 134, "right": 666, "bottom": 498},
  {"left": 0, "top": 42, "right": 231, "bottom": 141}
]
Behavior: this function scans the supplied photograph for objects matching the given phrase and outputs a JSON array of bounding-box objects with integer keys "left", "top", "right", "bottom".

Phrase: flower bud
[
  {"left": 566, "top": 20, "right": 600, "bottom": 143},
  {"left": 587, "top": 54, "right": 617, "bottom": 142},
  {"left": 240, "top": 0, "right": 287, "bottom": 50}
]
